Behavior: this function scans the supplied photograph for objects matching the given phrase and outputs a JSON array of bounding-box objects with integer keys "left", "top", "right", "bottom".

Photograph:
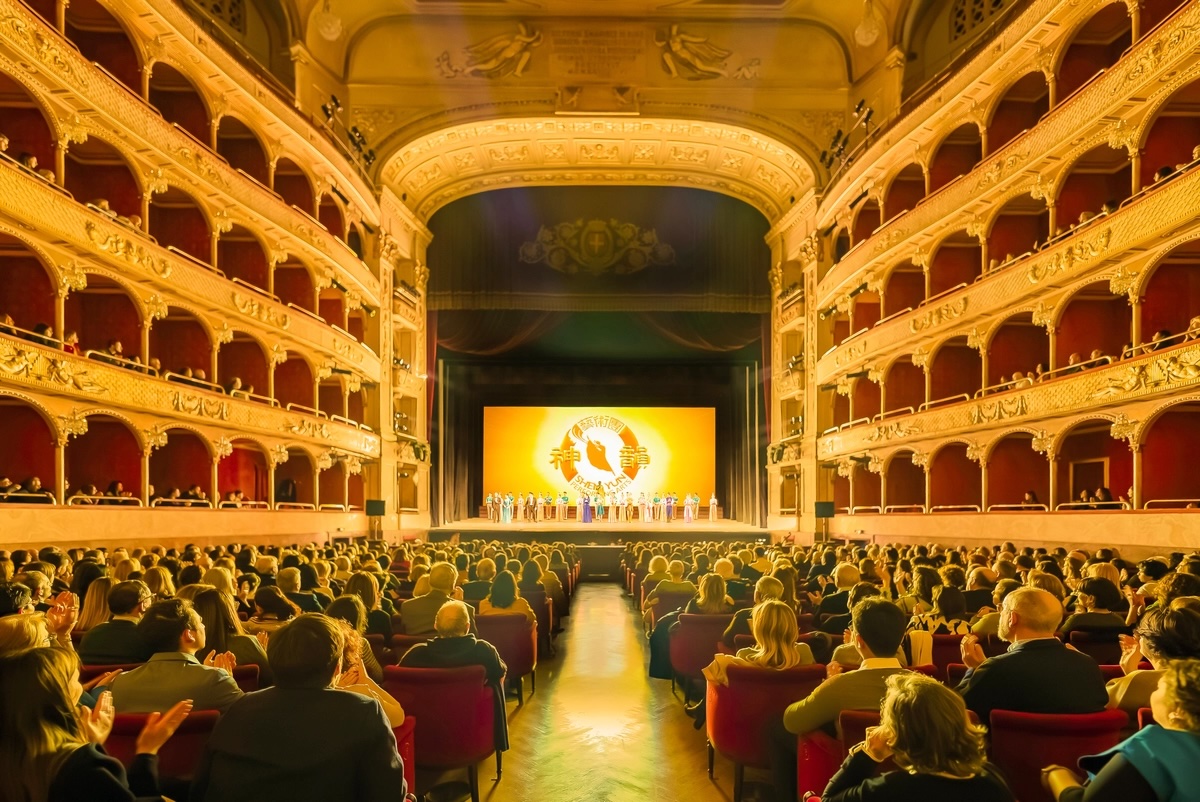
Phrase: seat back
[
  {"left": 381, "top": 665, "right": 495, "bottom": 768},
  {"left": 990, "top": 709, "right": 1128, "bottom": 802},
  {"left": 1137, "top": 707, "right": 1155, "bottom": 729},
  {"left": 106, "top": 710, "right": 221, "bottom": 781},
  {"left": 669, "top": 614, "right": 735, "bottom": 678},
  {"left": 930, "top": 634, "right": 966, "bottom": 675},
  {"left": 523, "top": 589, "right": 553, "bottom": 644},
  {"left": 946, "top": 663, "right": 969, "bottom": 686},
  {"left": 231, "top": 664, "right": 260, "bottom": 693},
  {"left": 392, "top": 715, "right": 417, "bottom": 795},
  {"left": 365, "top": 633, "right": 397, "bottom": 667},
  {"left": 650, "top": 591, "right": 697, "bottom": 626},
  {"left": 476, "top": 613, "right": 537, "bottom": 679},
  {"left": 1069, "top": 631, "right": 1123, "bottom": 665},
  {"left": 391, "top": 633, "right": 430, "bottom": 660},
  {"left": 707, "top": 663, "right": 827, "bottom": 768}
]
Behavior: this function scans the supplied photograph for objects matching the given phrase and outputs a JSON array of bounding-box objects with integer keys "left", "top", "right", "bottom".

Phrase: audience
[
  {"left": 400, "top": 562, "right": 474, "bottom": 636},
  {"left": 345, "top": 572, "right": 393, "bottom": 639},
  {"left": 684, "top": 573, "right": 734, "bottom": 615},
  {"left": 243, "top": 585, "right": 299, "bottom": 640},
  {"left": 479, "top": 569, "right": 537, "bottom": 625},
  {"left": 78, "top": 580, "right": 154, "bottom": 665},
  {"left": 463, "top": 557, "right": 496, "bottom": 601},
  {"left": 278, "top": 567, "right": 325, "bottom": 613},
  {"left": 192, "top": 588, "right": 273, "bottom": 687},
  {"left": 1107, "top": 602, "right": 1200, "bottom": 716},
  {"left": 906, "top": 585, "right": 972, "bottom": 635},
  {"left": 723, "top": 575, "right": 784, "bottom": 649}
]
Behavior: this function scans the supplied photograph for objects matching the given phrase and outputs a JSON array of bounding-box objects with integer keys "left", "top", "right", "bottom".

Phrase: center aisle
[{"left": 491, "top": 583, "right": 730, "bottom": 802}]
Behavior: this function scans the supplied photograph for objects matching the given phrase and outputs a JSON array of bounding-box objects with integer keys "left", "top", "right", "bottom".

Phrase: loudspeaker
[
  {"left": 814, "top": 501, "right": 836, "bottom": 519},
  {"left": 365, "top": 499, "right": 386, "bottom": 516}
]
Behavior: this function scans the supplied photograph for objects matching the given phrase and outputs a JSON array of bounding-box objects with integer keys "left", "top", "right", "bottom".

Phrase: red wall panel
[
  {"left": 887, "top": 457, "right": 925, "bottom": 507},
  {"left": 318, "top": 384, "right": 344, "bottom": 418},
  {"left": 319, "top": 200, "right": 345, "bottom": 239},
  {"left": 1055, "top": 429, "right": 1133, "bottom": 505},
  {"left": 217, "top": 341, "right": 269, "bottom": 394},
  {"left": 149, "top": 433, "right": 210, "bottom": 497},
  {"left": 853, "top": 205, "right": 881, "bottom": 243},
  {"left": 929, "top": 244, "right": 981, "bottom": 297},
  {"left": 853, "top": 381, "right": 881, "bottom": 420},
  {"left": 989, "top": 91, "right": 1048, "bottom": 154},
  {"left": 0, "top": 256, "right": 55, "bottom": 332},
  {"left": 930, "top": 446, "right": 981, "bottom": 508},
  {"left": 66, "top": 161, "right": 140, "bottom": 220},
  {"left": 3, "top": 107, "right": 55, "bottom": 170},
  {"left": 885, "top": 271, "right": 924, "bottom": 315},
  {"left": 1056, "top": 295, "right": 1131, "bottom": 364},
  {"left": 989, "top": 212, "right": 1047, "bottom": 262},
  {"left": 886, "top": 362, "right": 925, "bottom": 412},
  {"left": 275, "top": 454, "right": 314, "bottom": 505},
  {"left": 69, "top": 27, "right": 140, "bottom": 93},
  {"left": 1142, "top": 261, "right": 1200, "bottom": 339},
  {"left": 217, "top": 239, "right": 269, "bottom": 290},
  {"left": 1141, "top": 116, "right": 1200, "bottom": 187},
  {"left": 988, "top": 436, "right": 1050, "bottom": 507},
  {"left": 275, "top": 267, "right": 315, "bottom": 312},
  {"left": 217, "top": 135, "right": 268, "bottom": 185},
  {"left": 1142, "top": 411, "right": 1200, "bottom": 502},
  {"left": 66, "top": 292, "right": 141, "bottom": 356},
  {"left": 989, "top": 324, "right": 1049, "bottom": 384},
  {"left": 66, "top": 418, "right": 140, "bottom": 494},
  {"left": 150, "top": 318, "right": 210, "bottom": 376},
  {"left": 217, "top": 446, "right": 268, "bottom": 501},
  {"left": 855, "top": 471, "right": 882, "bottom": 509},
  {"left": 149, "top": 205, "right": 210, "bottom": 264},
  {"left": 275, "top": 358, "right": 314, "bottom": 408},
  {"left": 929, "top": 141, "right": 981, "bottom": 193},
  {"left": 274, "top": 169, "right": 314, "bottom": 213},
  {"left": 319, "top": 463, "right": 346, "bottom": 507},
  {"left": 1057, "top": 167, "right": 1131, "bottom": 225},
  {"left": 0, "top": 406, "right": 55, "bottom": 489},
  {"left": 930, "top": 345, "right": 981, "bottom": 401}
]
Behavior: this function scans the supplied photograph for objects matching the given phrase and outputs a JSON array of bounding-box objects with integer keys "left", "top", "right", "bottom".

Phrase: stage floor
[{"left": 428, "top": 518, "right": 765, "bottom": 544}]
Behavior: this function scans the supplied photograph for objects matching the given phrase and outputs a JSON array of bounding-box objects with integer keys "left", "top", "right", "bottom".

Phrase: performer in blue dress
[
  {"left": 581, "top": 493, "right": 592, "bottom": 523},
  {"left": 501, "top": 492, "right": 513, "bottom": 524}
]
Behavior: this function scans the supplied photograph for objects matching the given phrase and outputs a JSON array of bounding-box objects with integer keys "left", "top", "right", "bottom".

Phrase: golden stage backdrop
[{"left": 483, "top": 407, "right": 716, "bottom": 500}]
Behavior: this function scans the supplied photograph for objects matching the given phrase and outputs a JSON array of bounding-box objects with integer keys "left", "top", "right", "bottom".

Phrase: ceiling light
[
  {"left": 314, "top": 1, "right": 343, "bottom": 42},
  {"left": 855, "top": 0, "right": 883, "bottom": 47}
]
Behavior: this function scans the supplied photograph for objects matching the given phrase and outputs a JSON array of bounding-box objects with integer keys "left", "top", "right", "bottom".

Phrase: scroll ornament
[{"left": 519, "top": 219, "right": 676, "bottom": 276}]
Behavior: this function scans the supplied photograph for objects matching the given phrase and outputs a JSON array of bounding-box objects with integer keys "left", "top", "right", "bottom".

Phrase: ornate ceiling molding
[{"left": 381, "top": 117, "right": 816, "bottom": 222}]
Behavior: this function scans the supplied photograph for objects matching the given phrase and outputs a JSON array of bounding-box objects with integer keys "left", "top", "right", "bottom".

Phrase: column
[
  {"left": 54, "top": 441, "right": 66, "bottom": 505},
  {"left": 210, "top": 343, "right": 220, "bottom": 388},
  {"left": 267, "top": 464, "right": 277, "bottom": 508},
  {"left": 140, "top": 451, "right": 151, "bottom": 505},
  {"left": 1048, "top": 328, "right": 1058, "bottom": 371},
  {"left": 210, "top": 456, "right": 219, "bottom": 507},
  {"left": 55, "top": 293, "right": 65, "bottom": 347},
  {"left": 879, "top": 470, "right": 888, "bottom": 512},
  {"left": 1048, "top": 456, "right": 1058, "bottom": 510},
  {"left": 1131, "top": 446, "right": 1143, "bottom": 510},
  {"left": 923, "top": 467, "right": 931, "bottom": 512},
  {"left": 1131, "top": 149, "right": 1143, "bottom": 196},
  {"left": 140, "top": 321, "right": 151, "bottom": 365},
  {"left": 1130, "top": 298, "right": 1142, "bottom": 351},
  {"left": 979, "top": 460, "right": 989, "bottom": 512}
]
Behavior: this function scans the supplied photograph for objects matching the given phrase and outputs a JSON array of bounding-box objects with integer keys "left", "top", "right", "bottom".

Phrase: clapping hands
[
  {"left": 203, "top": 650, "right": 238, "bottom": 673},
  {"left": 960, "top": 634, "right": 986, "bottom": 670},
  {"left": 862, "top": 726, "right": 894, "bottom": 762},
  {"left": 77, "top": 690, "right": 115, "bottom": 745},
  {"left": 45, "top": 591, "right": 79, "bottom": 637},
  {"left": 135, "top": 700, "right": 193, "bottom": 756}
]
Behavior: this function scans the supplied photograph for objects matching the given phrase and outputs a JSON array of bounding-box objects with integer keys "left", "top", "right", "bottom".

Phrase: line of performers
[{"left": 484, "top": 490, "right": 720, "bottom": 524}]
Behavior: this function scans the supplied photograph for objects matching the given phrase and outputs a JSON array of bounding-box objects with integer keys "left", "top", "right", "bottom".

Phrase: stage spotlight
[
  {"left": 331, "top": 185, "right": 350, "bottom": 204},
  {"left": 363, "top": 150, "right": 376, "bottom": 167},
  {"left": 321, "top": 103, "right": 336, "bottom": 120},
  {"left": 330, "top": 95, "right": 342, "bottom": 112},
  {"left": 859, "top": 108, "right": 873, "bottom": 128},
  {"left": 830, "top": 129, "right": 843, "bottom": 146},
  {"left": 853, "top": 99, "right": 865, "bottom": 116}
]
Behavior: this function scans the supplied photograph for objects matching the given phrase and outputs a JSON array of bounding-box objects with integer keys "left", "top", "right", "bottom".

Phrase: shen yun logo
[{"left": 549, "top": 415, "right": 650, "bottom": 494}]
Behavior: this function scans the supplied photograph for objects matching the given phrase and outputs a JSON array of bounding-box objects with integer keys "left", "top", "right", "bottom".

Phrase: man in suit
[
  {"left": 400, "top": 562, "right": 476, "bottom": 636},
  {"left": 721, "top": 575, "right": 783, "bottom": 649},
  {"left": 191, "top": 613, "right": 407, "bottom": 802},
  {"left": 770, "top": 597, "right": 909, "bottom": 801},
  {"left": 962, "top": 566, "right": 998, "bottom": 613},
  {"left": 956, "top": 587, "right": 1107, "bottom": 723},
  {"left": 78, "top": 580, "right": 154, "bottom": 665},
  {"left": 741, "top": 547, "right": 773, "bottom": 583},
  {"left": 109, "top": 598, "right": 243, "bottom": 714},
  {"left": 807, "top": 562, "right": 862, "bottom": 622},
  {"left": 461, "top": 557, "right": 496, "bottom": 602}
]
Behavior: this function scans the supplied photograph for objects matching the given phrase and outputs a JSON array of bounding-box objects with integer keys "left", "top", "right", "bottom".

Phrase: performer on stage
[
  {"left": 664, "top": 492, "right": 674, "bottom": 522},
  {"left": 595, "top": 489, "right": 605, "bottom": 521},
  {"left": 558, "top": 491, "right": 568, "bottom": 521},
  {"left": 501, "top": 492, "right": 513, "bottom": 524},
  {"left": 514, "top": 491, "right": 524, "bottom": 522},
  {"left": 544, "top": 492, "right": 553, "bottom": 520},
  {"left": 638, "top": 492, "right": 647, "bottom": 522},
  {"left": 709, "top": 492, "right": 718, "bottom": 521},
  {"left": 485, "top": 492, "right": 494, "bottom": 522},
  {"left": 624, "top": 492, "right": 634, "bottom": 522},
  {"left": 580, "top": 492, "right": 592, "bottom": 523},
  {"left": 527, "top": 491, "right": 538, "bottom": 522},
  {"left": 608, "top": 493, "right": 618, "bottom": 522},
  {"left": 682, "top": 493, "right": 693, "bottom": 523}
]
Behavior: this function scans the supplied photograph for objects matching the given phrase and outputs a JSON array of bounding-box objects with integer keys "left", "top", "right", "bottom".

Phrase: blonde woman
[
  {"left": 74, "top": 578, "right": 112, "bottom": 633},
  {"left": 142, "top": 566, "right": 175, "bottom": 600},
  {"left": 345, "top": 571, "right": 392, "bottom": 639},
  {"left": 175, "top": 583, "right": 215, "bottom": 604},
  {"left": 822, "top": 673, "right": 1013, "bottom": 801},
  {"left": 704, "top": 600, "right": 815, "bottom": 686},
  {"left": 112, "top": 558, "right": 139, "bottom": 582},
  {"left": 684, "top": 573, "right": 733, "bottom": 615},
  {"left": 202, "top": 567, "right": 238, "bottom": 599},
  {"left": 332, "top": 620, "right": 406, "bottom": 727}
]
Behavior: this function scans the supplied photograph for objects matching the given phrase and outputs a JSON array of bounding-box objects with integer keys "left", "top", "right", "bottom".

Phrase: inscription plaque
[{"left": 548, "top": 25, "right": 649, "bottom": 81}]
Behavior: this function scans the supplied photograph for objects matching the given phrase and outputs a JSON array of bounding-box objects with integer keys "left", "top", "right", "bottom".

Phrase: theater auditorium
[{"left": 1, "top": 0, "right": 1199, "bottom": 800}]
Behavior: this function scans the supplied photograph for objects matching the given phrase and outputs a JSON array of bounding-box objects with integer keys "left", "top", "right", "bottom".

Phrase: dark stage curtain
[
  {"left": 633, "top": 312, "right": 763, "bottom": 352},
  {"left": 433, "top": 310, "right": 569, "bottom": 356}
]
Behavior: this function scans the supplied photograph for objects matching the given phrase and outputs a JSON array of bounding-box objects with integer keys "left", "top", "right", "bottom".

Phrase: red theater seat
[
  {"left": 105, "top": 709, "right": 221, "bottom": 783},
  {"left": 366, "top": 633, "right": 397, "bottom": 667},
  {"left": 1138, "top": 707, "right": 1156, "bottom": 729},
  {"left": 476, "top": 612, "right": 537, "bottom": 703},
  {"left": 989, "top": 709, "right": 1128, "bottom": 802},
  {"left": 80, "top": 663, "right": 143, "bottom": 684},
  {"left": 231, "top": 664, "right": 260, "bottom": 693},
  {"left": 391, "top": 634, "right": 430, "bottom": 660},
  {"left": 393, "top": 715, "right": 417, "bottom": 796},
  {"left": 647, "top": 590, "right": 696, "bottom": 629},
  {"left": 669, "top": 614, "right": 735, "bottom": 701},
  {"left": 1070, "top": 631, "right": 1124, "bottom": 665}
]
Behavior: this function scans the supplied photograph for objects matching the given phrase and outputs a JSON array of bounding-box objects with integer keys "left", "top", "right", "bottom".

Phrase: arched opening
[
  {"left": 852, "top": 377, "right": 881, "bottom": 422},
  {"left": 217, "top": 225, "right": 271, "bottom": 291},
  {"left": 1142, "top": 404, "right": 1200, "bottom": 507},
  {"left": 832, "top": 227, "right": 850, "bottom": 265},
  {"left": 64, "top": 275, "right": 142, "bottom": 362},
  {"left": 882, "top": 263, "right": 924, "bottom": 318},
  {"left": 65, "top": 0, "right": 142, "bottom": 96},
  {"left": 64, "top": 136, "right": 141, "bottom": 220},
  {"left": 1055, "top": 419, "right": 1132, "bottom": 508},
  {"left": 276, "top": 449, "right": 315, "bottom": 507},
  {"left": 883, "top": 357, "right": 924, "bottom": 416},
  {"left": 0, "top": 399, "right": 56, "bottom": 501},
  {"left": 273, "top": 157, "right": 314, "bottom": 214},
  {"left": 928, "top": 336, "right": 982, "bottom": 406},
  {"left": 854, "top": 466, "right": 882, "bottom": 512},
  {"left": 987, "top": 313, "right": 1049, "bottom": 388},
  {"left": 928, "top": 123, "right": 983, "bottom": 193},
  {"left": 217, "top": 333, "right": 270, "bottom": 398},
  {"left": 0, "top": 234, "right": 56, "bottom": 335},
  {"left": 929, "top": 444, "right": 981, "bottom": 510},
  {"left": 147, "top": 63, "right": 210, "bottom": 145},
  {"left": 150, "top": 307, "right": 211, "bottom": 380},
  {"left": 275, "top": 259, "right": 317, "bottom": 314},
  {"left": 149, "top": 429, "right": 211, "bottom": 504},
  {"left": 988, "top": 433, "right": 1050, "bottom": 509},
  {"left": 149, "top": 186, "right": 211, "bottom": 265},
  {"left": 347, "top": 224, "right": 365, "bottom": 260},
  {"left": 927, "top": 230, "right": 982, "bottom": 298},
  {"left": 1056, "top": 144, "right": 1132, "bottom": 226},
  {"left": 987, "top": 192, "right": 1049, "bottom": 269},
  {"left": 1140, "top": 77, "right": 1200, "bottom": 190},
  {"left": 347, "top": 308, "right": 366, "bottom": 342},
  {"left": 1140, "top": 0, "right": 1187, "bottom": 38},
  {"left": 275, "top": 353, "right": 315, "bottom": 410},
  {"left": 0, "top": 73, "right": 56, "bottom": 174},
  {"left": 66, "top": 414, "right": 141, "bottom": 500},
  {"left": 851, "top": 199, "right": 881, "bottom": 245},
  {"left": 319, "top": 461, "right": 346, "bottom": 509},
  {"left": 1057, "top": 3, "right": 1133, "bottom": 101},
  {"left": 1140, "top": 240, "right": 1200, "bottom": 349},
  {"left": 886, "top": 452, "right": 926, "bottom": 510},
  {"left": 318, "top": 379, "right": 345, "bottom": 419},
  {"left": 1054, "top": 281, "right": 1131, "bottom": 368},
  {"left": 318, "top": 195, "right": 345, "bottom": 239},
  {"left": 217, "top": 439, "right": 269, "bottom": 504},
  {"left": 882, "top": 163, "right": 925, "bottom": 219},
  {"left": 348, "top": 471, "right": 364, "bottom": 509},
  {"left": 851, "top": 290, "right": 881, "bottom": 331},
  {"left": 832, "top": 468, "right": 850, "bottom": 513},
  {"left": 318, "top": 289, "right": 346, "bottom": 330},
  {"left": 987, "top": 72, "right": 1050, "bottom": 155},
  {"left": 216, "top": 115, "right": 269, "bottom": 185},
  {"left": 347, "top": 387, "right": 365, "bottom": 424}
]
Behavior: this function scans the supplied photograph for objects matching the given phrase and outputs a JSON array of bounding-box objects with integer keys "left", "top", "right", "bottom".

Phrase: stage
[{"left": 427, "top": 517, "right": 765, "bottom": 545}]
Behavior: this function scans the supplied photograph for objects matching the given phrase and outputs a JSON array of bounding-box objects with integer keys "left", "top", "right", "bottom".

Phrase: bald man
[
  {"left": 956, "top": 587, "right": 1107, "bottom": 723},
  {"left": 399, "top": 562, "right": 476, "bottom": 636}
]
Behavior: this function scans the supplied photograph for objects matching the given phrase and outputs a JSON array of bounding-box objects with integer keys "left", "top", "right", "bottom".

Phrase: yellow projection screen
[{"left": 483, "top": 407, "right": 716, "bottom": 500}]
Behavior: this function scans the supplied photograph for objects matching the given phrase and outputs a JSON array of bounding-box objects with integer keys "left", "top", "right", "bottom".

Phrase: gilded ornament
[
  {"left": 797, "top": 234, "right": 820, "bottom": 265},
  {"left": 268, "top": 444, "right": 290, "bottom": 466},
  {"left": 834, "top": 340, "right": 867, "bottom": 366},
  {"left": 968, "top": 394, "right": 1029, "bottom": 425},
  {"left": 911, "top": 346, "right": 930, "bottom": 369},
  {"left": 1110, "top": 414, "right": 1140, "bottom": 448},
  {"left": 909, "top": 451, "right": 930, "bottom": 469},
  {"left": 143, "top": 169, "right": 169, "bottom": 196},
  {"left": 232, "top": 292, "right": 291, "bottom": 330},
  {"left": 170, "top": 391, "right": 230, "bottom": 421},
  {"left": 867, "top": 455, "right": 884, "bottom": 474},
  {"left": 965, "top": 443, "right": 986, "bottom": 464},
  {"left": 214, "top": 437, "right": 233, "bottom": 459},
  {"left": 57, "top": 261, "right": 87, "bottom": 294},
  {"left": 287, "top": 418, "right": 331, "bottom": 440},
  {"left": 1031, "top": 430, "right": 1054, "bottom": 456},
  {"left": 85, "top": 222, "right": 172, "bottom": 278},
  {"left": 579, "top": 143, "right": 620, "bottom": 162},
  {"left": 143, "top": 427, "right": 169, "bottom": 453},
  {"left": 212, "top": 209, "right": 234, "bottom": 234},
  {"left": 215, "top": 323, "right": 234, "bottom": 345},
  {"left": 436, "top": 23, "right": 543, "bottom": 79},
  {"left": 1032, "top": 300, "right": 1056, "bottom": 328},
  {"left": 2, "top": 13, "right": 86, "bottom": 86},
  {"left": 1109, "top": 266, "right": 1141, "bottom": 300},
  {"left": 909, "top": 297, "right": 968, "bottom": 333},
  {"left": 55, "top": 409, "right": 89, "bottom": 446},
  {"left": 655, "top": 24, "right": 734, "bottom": 80},
  {"left": 867, "top": 421, "right": 920, "bottom": 442},
  {"left": 834, "top": 376, "right": 852, "bottom": 397},
  {"left": 57, "top": 114, "right": 88, "bottom": 147},
  {"left": 270, "top": 343, "right": 288, "bottom": 365},
  {"left": 519, "top": 219, "right": 675, "bottom": 276},
  {"left": 173, "top": 144, "right": 230, "bottom": 188},
  {"left": 144, "top": 295, "right": 169, "bottom": 321},
  {"left": 344, "top": 455, "right": 363, "bottom": 475},
  {"left": 316, "top": 452, "right": 334, "bottom": 471},
  {"left": 966, "top": 327, "right": 987, "bottom": 351},
  {"left": 1027, "top": 229, "right": 1112, "bottom": 284},
  {"left": 975, "top": 152, "right": 1029, "bottom": 190},
  {"left": 0, "top": 339, "right": 107, "bottom": 394},
  {"left": 1095, "top": 351, "right": 1200, "bottom": 396},
  {"left": 836, "top": 459, "right": 854, "bottom": 478}
]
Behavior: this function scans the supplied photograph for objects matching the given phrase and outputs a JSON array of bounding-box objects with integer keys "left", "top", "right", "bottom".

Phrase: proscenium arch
[{"left": 379, "top": 117, "right": 818, "bottom": 224}]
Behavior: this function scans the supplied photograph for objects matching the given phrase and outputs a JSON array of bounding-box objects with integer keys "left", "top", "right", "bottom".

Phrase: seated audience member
[
  {"left": 278, "top": 567, "right": 325, "bottom": 613},
  {"left": 193, "top": 588, "right": 272, "bottom": 687},
  {"left": 243, "top": 586, "right": 299, "bottom": 640},
  {"left": 894, "top": 565, "right": 942, "bottom": 616},
  {"left": 719, "top": 557, "right": 750, "bottom": 601},
  {"left": 642, "top": 559, "right": 698, "bottom": 611},
  {"left": 324, "top": 594, "right": 385, "bottom": 682},
  {"left": 971, "top": 578, "right": 1023, "bottom": 637},
  {"left": 400, "top": 562, "right": 475, "bottom": 636},
  {"left": 479, "top": 569, "right": 537, "bottom": 626},
  {"left": 1108, "top": 603, "right": 1200, "bottom": 716},
  {"left": 820, "top": 582, "right": 880, "bottom": 636},
  {"left": 808, "top": 563, "right": 862, "bottom": 621},
  {"left": 462, "top": 557, "right": 496, "bottom": 602},
  {"left": 0, "top": 581, "right": 34, "bottom": 617},
  {"left": 191, "top": 614, "right": 407, "bottom": 802},
  {"left": 907, "top": 586, "right": 972, "bottom": 635},
  {"left": 684, "top": 573, "right": 734, "bottom": 615},
  {"left": 142, "top": 566, "right": 176, "bottom": 601},
  {"left": 705, "top": 599, "right": 815, "bottom": 686},
  {"left": 332, "top": 620, "right": 406, "bottom": 727},
  {"left": 963, "top": 567, "right": 998, "bottom": 613},
  {"left": 400, "top": 600, "right": 508, "bottom": 752},
  {"left": 517, "top": 560, "right": 544, "bottom": 596},
  {"left": 723, "top": 576, "right": 784, "bottom": 649},
  {"left": 1044, "top": 659, "right": 1200, "bottom": 802},
  {"left": 822, "top": 673, "right": 1014, "bottom": 802},
  {"left": 78, "top": 581, "right": 154, "bottom": 665},
  {"left": 13, "top": 569, "right": 51, "bottom": 611},
  {"left": 770, "top": 598, "right": 909, "bottom": 801},
  {"left": 254, "top": 555, "right": 279, "bottom": 587},
  {"left": 1059, "top": 577, "right": 1126, "bottom": 637},
  {"left": 109, "top": 598, "right": 243, "bottom": 714},
  {"left": 0, "top": 647, "right": 193, "bottom": 802},
  {"left": 957, "top": 587, "right": 1107, "bottom": 723},
  {"left": 642, "top": 555, "right": 671, "bottom": 589},
  {"left": 74, "top": 577, "right": 113, "bottom": 633},
  {"left": 345, "top": 572, "right": 394, "bottom": 640},
  {"left": 743, "top": 547, "right": 774, "bottom": 582}
]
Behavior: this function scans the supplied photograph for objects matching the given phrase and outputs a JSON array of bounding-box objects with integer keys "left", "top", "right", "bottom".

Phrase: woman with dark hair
[
  {"left": 897, "top": 565, "right": 942, "bottom": 615},
  {"left": 344, "top": 572, "right": 392, "bottom": 640},
  {"left": 1060, "top": 578, "right": 1126, "bottom": 637},
  {"left": 907, "top": 586, "right": 972, "bottom": 635},
  {"left": 1108, "top": 603, "right": 1200, "bottom": 716},
  {"left": 243, "top": 585, "right": 299, "bottom": 641},
  {"left": 517, "top": 560, "right": 543, "bottom": 595},
  {"left": 193, "top": 588, "right": 272, "bottom": 686},
  {"left": 823, "top": 673, "right": 1012, "bottom": 801},
  {"left": 688, "top": 554, "right": 712, "bottom": 584},
  {"left": 330, "top": 620, "right": 406, "bottom": 727},
  {"left": 325, "top": 594, "right": 386, "bottom": 682},
  {"left": 480, "top": 570, "right": 536, "bottom": 625},
  {"left": 69, "top": 562, "right": 108, "bottom": 607},
  {"left": 0, "top": 647, "right": 192, "bottom": 802},
  {"left": 772, "top": 565, "right": 799, "bottom": 611}
]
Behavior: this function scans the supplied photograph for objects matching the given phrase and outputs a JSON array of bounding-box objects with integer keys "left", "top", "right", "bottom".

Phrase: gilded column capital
[
  {"left": 213, "top": 436, "right": 233, "bottom": 459},
  {"left": 1110, "top": 414, "right": 1140, "bottom": 450},
  {"left": 57, "top": 261, "right": 87, "bottom": 296},
  {"left": 55, "top": 409, "right": 89, "bottom": 447},
  {"left": 142, "top": 427, "right": 168, "bottom": 456},
  {"left": 269, "top": 444, "right": 290, "bottom": 467}
]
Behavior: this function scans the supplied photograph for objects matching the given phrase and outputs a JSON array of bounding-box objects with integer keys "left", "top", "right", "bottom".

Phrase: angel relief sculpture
[
  {"left": 655, "top": 24, "right": 732, "bottom": 80},
  {"left": 437, "top": 23, "right": 543, "bottom": 79}
]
